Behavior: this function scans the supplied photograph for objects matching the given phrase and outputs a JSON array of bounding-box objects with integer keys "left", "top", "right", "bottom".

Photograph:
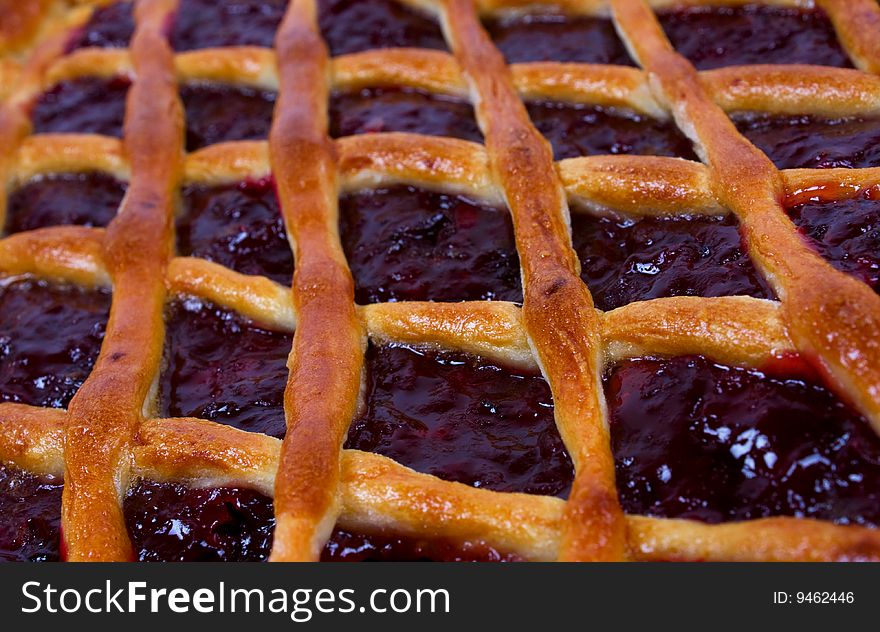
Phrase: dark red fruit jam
[
  {"left": 317, "top": 0, "right": 447, "bottom": 56},
  {"left": 658, "top": 5, "right": 852, "bottom": 71},
  {"left": 177, "top": 180, "right": 293, "bottom": 285},
  {"left": 0, "top": 280, "right": 110, "bottom": 409},
  {"left": 571, "top": 213, "right": 773, "bottom": 312},
  {"left": 606, "top": 355, "right": 880, "bottom": 525},
  {"left": 5, "top": 172, "right": 127, "bottom": 234},
  {"left": 170, "top": 0, "right": 288, "bottom": 51},
  {"left": 322, "top": 528, "right": 523, "bottom": 562},
  {"left": 66, "top": 2, "right": 135, "bottom": 52},
  {"left": 786, "top": 191, "right": 880, "bottom": 293},
  {"left": 329, "top": 88, "right": 481, "bottom": 142},
  {"left": 339, "top": 186, "right": 522, "bottom": 304},
  {"left": 0, "top": 465, "right": 62, "bottom": 562},
  {"left": 31, "top": 77, "right": 129, "bottom": 138},
  {"left": 734, "top": 113, "right": 880, "bottom": 170},
  {"left": 345, "top": 344, "right": 573, "bottom": 497},
  {"left": 125, "top": 480, "right": 274, "bottom": 561},
  {"left": 181, "top": 84, "right": 276, "bottom": 151},
  {"left": 159, "top": 298, "right": 291, "bottom": 438},
  {"left": 527, "top": 102, "right": 696, "bottom": 161},
  {"left": 483, "top": 13, "right": 634, "bottom": 65}
]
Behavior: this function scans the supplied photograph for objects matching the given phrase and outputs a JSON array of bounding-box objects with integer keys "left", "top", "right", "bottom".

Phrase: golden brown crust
[
  {"left": 442, "top": 0, "right": 627, "bottom": 561},
  {"left": 269, "top": 0, "right": 366, "bottom": 562},
  {"left": 0, "top": 403, "right": 66, "bottom": 477},
  {"left": 819, "top": 0, "right": 880, "bottom": 75},
  {"left": 62, "top": 0, "right": 183, "bottom": 562}
]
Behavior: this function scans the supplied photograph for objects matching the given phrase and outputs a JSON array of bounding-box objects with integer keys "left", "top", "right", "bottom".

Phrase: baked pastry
[{"left": 1, "top": 0, "right": 879, "bottom": 563}]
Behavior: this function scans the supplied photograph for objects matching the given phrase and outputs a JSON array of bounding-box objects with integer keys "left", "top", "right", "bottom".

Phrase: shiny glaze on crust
[
  {"left": 177, "top": 180, "right": 293, "bottom": 285},
  {"left": 125, "top": 479, "right": 516, "bottom": 562},
  {"left": 5, "top": 172, "right": 127, "bottom": 233},
  {"left": 786, "top": 190, "right": 880, "bottom": 293},
  {"left": 318, "top": 0, "right": 447, "bottom": 57},
  {"left": 124, "top": 480, "right": 275, "bottom": 561},
  {"left": 159, "top": 298, "right": 291, "bottom": 438},
  {"left": 571, "top": 213, "right": 774, "bottom": 311},
  {"left": 66, "top": 2, "right": 135, "bottom": 52},
  {"left": 483, "top": 13, "right": 634, "bottom": 65},
  {"left": 339, "top": 186, "right": 522, "bottom": 304},
  {"left": 322, "top": 528, "right": 523, "bottom": 562},
  {"left": 527, "top": 102, "right": 697, "bottom": 161},
  {"left": 0, "top": 465, "right": 62, "bottom": 562},
  {"left": 0, "top": 280, "right": 110, "bottom": 409},
  {"left": 181, "top": 84, "right": 276, "bottom": 151},
  {"left": 658, "top": 5, "right": 852, "bottom": 70},
  {"left": 170, "top": 0, "right": 288, "bottom": 51},
  {"left": 329, "top": 88, "right": 481, "bottom": 142},
  {"left": 345, "top": 344, "right": 574, "bottom": 497},
  {"left": 607, "top": 355, "right": 880, "bottom": 525},
  {"left": 31, "top": 77, "right": 130, "bottom": 137},
  {"left": 734, "top": 113, "right": 880, "bottom": 170}
]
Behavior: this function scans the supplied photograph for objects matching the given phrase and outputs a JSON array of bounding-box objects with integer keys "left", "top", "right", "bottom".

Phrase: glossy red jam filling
[
  {"left": 0, "top": 280, "right": 110, "bottom": 409},
  {"left": 125, "top": 480, "right": 274, "bottom": 562},
  {"left": 170, "top": 0, "right": 288, "bottom": 51},
  {"left": 181, "top": 84, "right": 276, "bottom": 151},
  {"left": 318, "top": 0, "right": 446, "bottom": 57},
  {"left": 786, "top": 191, "right": 880, "bottom": 293},
  {"left": 658, "top": 5, "right": 852, "bottom": 70},
  {"left": 483, "top": 13, "right": 634, "bottom": 65},
  {"left": 345, "top": 344, "right": 573, "bottom": 497},
  {"left": 0, "top": 465, "right": 62, "bottom": 562},
  {"left": 339, "top": 186, "right": 522, "bottom": 304},
  {"left": 572, "top": 213, "right": 773, "bottom": 311},
  {"left": 329, "top": 88, "right": 481, "bottom": 142},
  {"left": 31, "top": 77, "right": 130, "bottom": 138},
  {"left": 66, "top": 2, "right": 135, "bottom": 52},
  {"left": 607, "top": 355, "right": 880, "bottom": 525},
  {"left": 5, "top": 172, "right": 127, "bottom": 234},
  {"left": 734, "top": 113, "right": 880, "bottom": 170},
  {"left": 322, "top": 528, "right": 522, "bottom": 562},
  {"left": 527, "top": 103, "right": 696, "bottom": 161},
  {"left": 159, "top": 298, "right": 291, "bottom": 438},
  {"left": 177, "top": 180, "right": 293, "bottom": 285}
]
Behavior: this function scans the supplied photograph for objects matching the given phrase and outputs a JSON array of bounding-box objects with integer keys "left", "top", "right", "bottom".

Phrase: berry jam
[
  {"left": 786, "top": 191, "right": 880, "bottom": 293},
  {"left": 170, "top": 0, "right": 288, "bottom": 51},
  {"left": 527, "top": 102, "right": 697, "bottom": 161},
  {"left": 181, "top": 84, "right": 276, "bottom": 151},
  {"left": 318, "top": 0, "right": 447, "bottom": 57},
  {"left": 5, "top": 172, "right": 127, "bottom": 234},
  {"left": 31, "top": 77, "right": 130, "bottom": 138},
  {"left": 124, "top": 480, "right": 275, "bottom": 562},
  {"left": 0, "top": 280, "right": 110, "bottom": 409},
  {"left": 734, "top": 114, "right": 880, "bottom": 170},
  {"left": 339, "top": 186, "right": 522, "bottom": 304},
  {"left": 345, "top": 344, "right": 573, "bottom": 497},
  {"left": 571, "top": 213, "right": 773, "bottom": 312},
  {"left": 159, "top": 298, "right": 291, "bottom": 438},
  {"left": 483, "top": 13, "right": 634, "bottom": 65},
  {"left": 329, "top": 88, "right": 481, "bottom": 142},
  {"left": 0, "top": 465, "right": 62, "bottom": 562},
  {"left": 177, "top": 180, "right": 293, "bottom": 286},
  {"left": 606, "top": 355, "right": 880, "bottom": 525},
  {"left": 658, "top": 5, "right": 852, "bottom": 71},
  {"left": 66, "top": 2, "right": 135, "bottom": 52},
  {"left": 322, "top": 528, "right": 523, "bottom": 562}
]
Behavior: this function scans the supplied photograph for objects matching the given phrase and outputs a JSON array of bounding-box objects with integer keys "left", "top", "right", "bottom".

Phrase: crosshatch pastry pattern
[{"left": 1, "top": 0, "right": 880, "bottom": 562}]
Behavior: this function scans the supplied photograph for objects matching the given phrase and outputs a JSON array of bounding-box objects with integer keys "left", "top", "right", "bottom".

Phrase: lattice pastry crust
[{"left": 1, "top": 0, "right": 879, "bottom": 562}]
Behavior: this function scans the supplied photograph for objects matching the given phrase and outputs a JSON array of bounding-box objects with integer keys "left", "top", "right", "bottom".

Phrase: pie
[{"left": 1, "top": 0, "right": 879, "bottom": 562}]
